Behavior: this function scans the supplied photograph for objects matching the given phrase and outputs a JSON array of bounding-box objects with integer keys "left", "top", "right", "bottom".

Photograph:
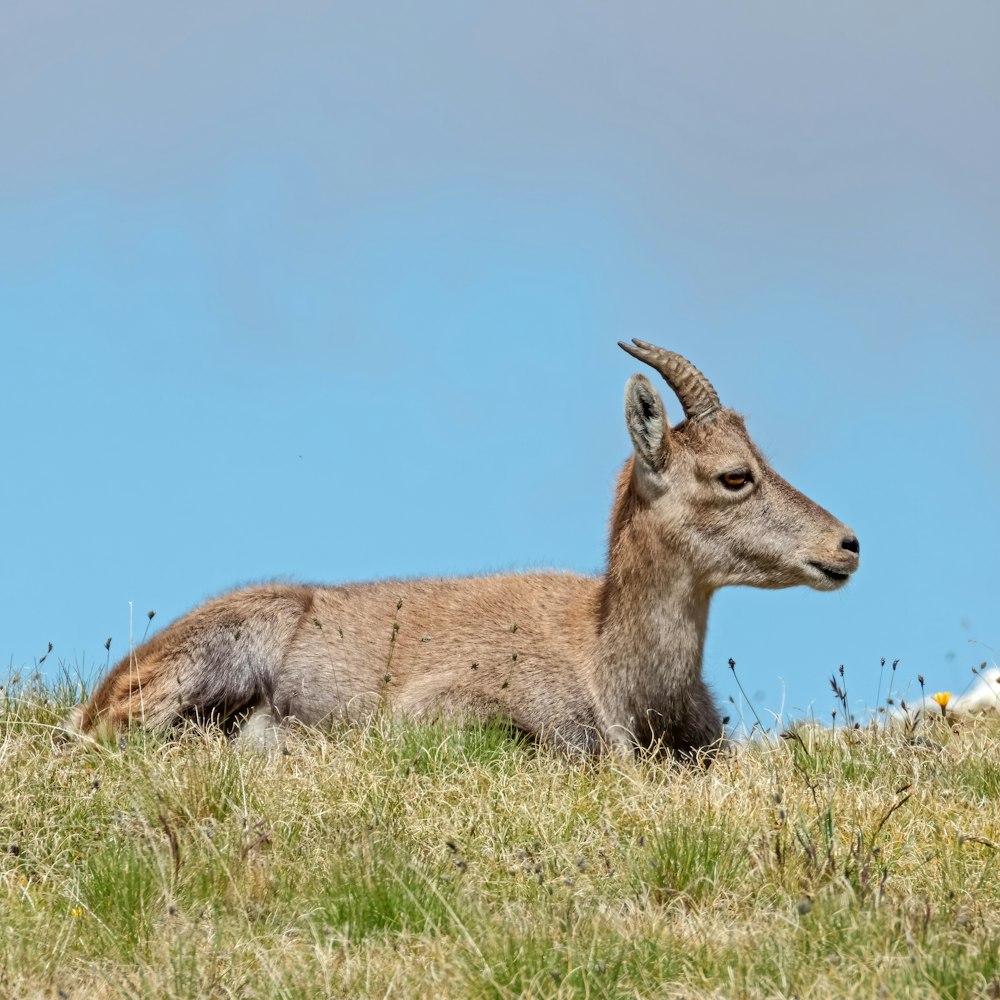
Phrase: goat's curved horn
[{"left": 617, "top": 339, "right": 721, "bottom": 423}]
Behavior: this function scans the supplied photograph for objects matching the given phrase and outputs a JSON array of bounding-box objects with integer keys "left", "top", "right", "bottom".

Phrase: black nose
[{"left": 841, "top": 535, "right": 860, "bottom": 555}]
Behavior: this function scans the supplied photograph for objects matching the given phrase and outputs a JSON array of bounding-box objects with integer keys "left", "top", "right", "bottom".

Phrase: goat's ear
[{"left": 624, "top": 374, "right": 670, "bottom": 471}]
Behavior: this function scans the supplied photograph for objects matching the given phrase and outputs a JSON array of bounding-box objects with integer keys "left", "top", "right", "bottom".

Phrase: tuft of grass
[
  {"left": 637, "top": 815, "right": 747, "bottom": 908},
  {"left": 78, "top": 841, "right": 160, "bottom": 961},
  {"left": 460, "top": 918, "right": 688, "bottom": 1000},
  {"left": 311, "top": 835, "right": 464, "bottom": 940},
  {"left": 2, "top": 682, "right": 1000, "bottom": 998},
  {"left": 943, "top": 755, "right": 1000, "bottom": 801}
]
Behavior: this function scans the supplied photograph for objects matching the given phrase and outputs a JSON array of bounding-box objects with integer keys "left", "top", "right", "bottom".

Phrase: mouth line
[{"left": 808, "top": 561, "right": 852, "bottom": 583}]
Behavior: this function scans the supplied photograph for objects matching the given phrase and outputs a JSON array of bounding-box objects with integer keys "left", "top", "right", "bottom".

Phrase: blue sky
[{"left": 2, "top": 2, "right": 997, "bottom": 724}]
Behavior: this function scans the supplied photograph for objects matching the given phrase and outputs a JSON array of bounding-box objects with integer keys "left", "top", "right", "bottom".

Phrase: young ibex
[{"left": 66, "top": 342, "right": 859, "bottom": 757}]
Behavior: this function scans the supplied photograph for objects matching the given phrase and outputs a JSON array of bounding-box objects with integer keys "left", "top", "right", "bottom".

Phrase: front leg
[{"left": 663, "top": 681, "right": 725, "bottom": 760}]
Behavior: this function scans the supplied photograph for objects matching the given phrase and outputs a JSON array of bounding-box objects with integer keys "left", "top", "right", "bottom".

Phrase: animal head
[{"left": 619, "top": 340, "right": 859, "bottom": 592}]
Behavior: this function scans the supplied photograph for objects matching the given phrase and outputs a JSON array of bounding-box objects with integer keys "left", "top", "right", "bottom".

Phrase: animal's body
[{"left": 66, "top": 342, "right": 859, "bottom": 757}]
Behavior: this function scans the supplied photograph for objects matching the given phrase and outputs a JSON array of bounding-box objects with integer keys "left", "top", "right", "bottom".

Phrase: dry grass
[{"left": 2, "top": 676, "right": 999, "bottom": 999}]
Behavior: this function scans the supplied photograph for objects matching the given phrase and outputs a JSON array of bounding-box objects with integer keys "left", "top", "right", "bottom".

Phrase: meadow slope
[{"left": 2, "top": 678, "right": 999, "bottom": 999}]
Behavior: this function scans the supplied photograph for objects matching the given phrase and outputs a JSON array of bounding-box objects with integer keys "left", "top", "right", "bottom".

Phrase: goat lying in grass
[{"left": 65, "top": 341, "right": 859, "bottom": 758}]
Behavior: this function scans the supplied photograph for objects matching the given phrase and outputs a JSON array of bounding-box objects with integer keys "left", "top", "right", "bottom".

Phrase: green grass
[{"left": 2, "top": 679, "right": 999, "bottom": 999}]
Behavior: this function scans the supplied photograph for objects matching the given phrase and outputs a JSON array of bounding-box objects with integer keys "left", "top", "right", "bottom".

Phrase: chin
[{"left": 803, "top": 564, "right": 854, "bottom": 591}]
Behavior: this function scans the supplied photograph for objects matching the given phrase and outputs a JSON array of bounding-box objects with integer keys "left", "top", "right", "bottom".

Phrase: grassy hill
[{"left": 2, "top": 677, "right": 999, "bottom": 999}]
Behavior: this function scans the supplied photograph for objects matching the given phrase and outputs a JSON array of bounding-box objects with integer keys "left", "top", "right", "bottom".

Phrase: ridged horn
[{"left": 617, "top": 339, "right": 721, "bottom": 423}]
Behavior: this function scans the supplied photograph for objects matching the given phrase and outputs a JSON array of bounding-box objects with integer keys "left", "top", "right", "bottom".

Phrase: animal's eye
[{"left": 719, "top": 470, "right": 752, "bottom": 491}]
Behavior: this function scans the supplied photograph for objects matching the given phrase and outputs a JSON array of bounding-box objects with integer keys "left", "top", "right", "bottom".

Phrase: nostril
[{"left": 841, "top": 535, "right": 860, "bottom": 555}]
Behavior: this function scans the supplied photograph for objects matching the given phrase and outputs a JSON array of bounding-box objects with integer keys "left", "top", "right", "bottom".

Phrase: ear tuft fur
[{"left": 624, "top": 374, "right": 669, "bottom": 470}]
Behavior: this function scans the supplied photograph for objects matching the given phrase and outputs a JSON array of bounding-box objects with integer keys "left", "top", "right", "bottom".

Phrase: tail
[
  {"left": 72, "top": 586, "right": 313, "bottom": 733},
  {"left": 57, "top": 703, "right": 91, "bottom": 741}
]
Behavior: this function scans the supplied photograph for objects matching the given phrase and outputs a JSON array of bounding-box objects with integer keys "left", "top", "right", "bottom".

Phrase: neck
[{"left": 593, "top": 459, "right": 717, "bottom": 754}]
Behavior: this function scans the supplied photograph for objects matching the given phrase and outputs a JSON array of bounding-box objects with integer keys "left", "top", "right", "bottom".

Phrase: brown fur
[{"left": 66, "top": 348, "right": 859, "bottom": 758}]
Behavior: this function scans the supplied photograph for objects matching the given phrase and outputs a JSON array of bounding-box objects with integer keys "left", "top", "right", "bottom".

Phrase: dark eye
[{"left": 719, "top": 470, "right": 752, "bottom": 491}]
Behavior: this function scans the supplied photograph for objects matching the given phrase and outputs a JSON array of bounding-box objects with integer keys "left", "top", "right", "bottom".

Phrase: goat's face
[{"left": 622, "top": 357, "right": 859, "bottom": 592}]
